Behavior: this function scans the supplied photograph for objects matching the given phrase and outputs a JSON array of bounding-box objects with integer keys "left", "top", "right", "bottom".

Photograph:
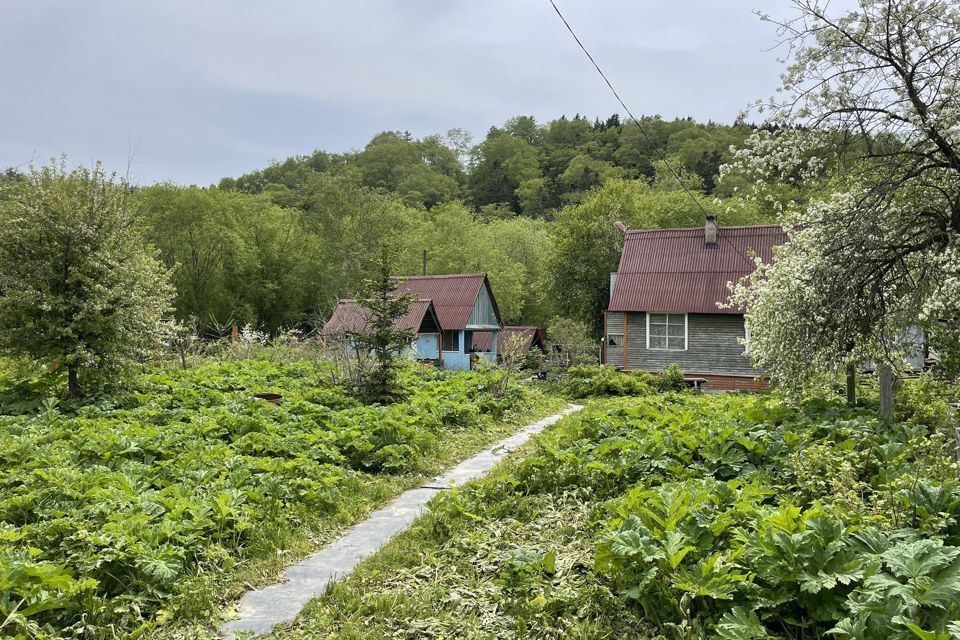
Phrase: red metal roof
[
  {"left": 395, "top": 274, "right": 501, "bottom": 330},
  {"left": 323, "top": 299, "right": 438, "bottom": 335},
  {"left": 471, "top": 326, "right": 546, "bottom": 353},
  {"left": 609, "top": 225, "right": 787, "bottom": 314}
]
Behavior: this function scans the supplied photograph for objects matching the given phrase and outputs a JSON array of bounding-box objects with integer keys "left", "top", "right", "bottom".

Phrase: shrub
[
  {"left": 562, "top": 366, "right": 655, "bottom": 399},
  {"left": 655, "top": 363, "right": 686, "bottom": 392}
]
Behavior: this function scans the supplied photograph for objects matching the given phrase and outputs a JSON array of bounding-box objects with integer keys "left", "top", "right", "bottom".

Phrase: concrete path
[{"left": 220, "top": 404, "right": 582, "bottom": 638}]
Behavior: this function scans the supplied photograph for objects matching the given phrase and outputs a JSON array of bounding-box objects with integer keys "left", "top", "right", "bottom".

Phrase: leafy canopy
[{"left": 0, "top": 159, "right": 173, "bottom": 397}]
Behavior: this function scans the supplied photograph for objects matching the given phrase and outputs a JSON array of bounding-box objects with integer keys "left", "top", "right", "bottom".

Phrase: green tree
[
  {"left": 351, "top": 246, "right": 416, "bottom": 403},
  {"left": 0, "top": 160, "right": 173, "bottom": 398},
  {"left": 140, "top": 185, "right": 246, "bottom": 328},
  {"left": 468, "top": 131, "right": 542, "bottom": 213},
  {"left": 729, "top": 0, "right": 960, "bottom": 392}
]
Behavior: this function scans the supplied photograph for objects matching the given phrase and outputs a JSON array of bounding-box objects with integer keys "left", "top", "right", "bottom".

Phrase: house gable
[
  {"left": 397, "top": 274, "right": 501, "bottom": 331},
  {"left": 466, "top": 281, "right": 499, "bottom": 329}
]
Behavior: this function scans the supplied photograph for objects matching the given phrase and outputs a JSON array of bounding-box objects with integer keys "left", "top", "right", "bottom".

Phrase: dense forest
[{"left": 4, "top": 115, "right": 783, "bottom": 335}]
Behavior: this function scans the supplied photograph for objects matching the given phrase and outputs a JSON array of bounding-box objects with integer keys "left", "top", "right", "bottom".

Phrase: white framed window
[
  {"left": 646, "top": 312, "right": 687, "bottom": 351},
  {"left": 607, "top": 333, "right": 624, "bottom": 348},
  {"left": 743, "top": 321, "right": 751, "bottom": 355}
]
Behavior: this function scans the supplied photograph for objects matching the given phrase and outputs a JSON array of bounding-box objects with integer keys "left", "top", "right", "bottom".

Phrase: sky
[{"left": 0, "top": 1, "right": 796, "bottom": 186}]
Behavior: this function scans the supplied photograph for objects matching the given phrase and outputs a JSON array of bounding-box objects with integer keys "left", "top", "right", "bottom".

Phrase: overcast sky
[{"left": 0, "top": 1, "right": 797, "bottom": 186}]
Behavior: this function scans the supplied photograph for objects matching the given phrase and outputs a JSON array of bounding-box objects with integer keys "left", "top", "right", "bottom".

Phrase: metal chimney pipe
[{"left": 705, "top": 214, "right": 718, "bottom": 246}]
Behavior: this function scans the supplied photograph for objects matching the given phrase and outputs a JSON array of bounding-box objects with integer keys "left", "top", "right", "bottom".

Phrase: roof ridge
[
  {"left": 401, "top": 273, "right": 487, "bottom": 279},
  {"left": 625, "top": 224, "right": 784, "bottom": 234},
  {"left": 336, "top": 297, "right": 434, "bottom": 303},
  {"left": 617, "top": 270, "right": 758, "bottom": 274}
]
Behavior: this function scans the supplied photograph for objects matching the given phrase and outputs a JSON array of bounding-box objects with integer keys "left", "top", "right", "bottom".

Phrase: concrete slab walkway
[{"left": 220, "top": 404, "right": 583, "bottom": 638}]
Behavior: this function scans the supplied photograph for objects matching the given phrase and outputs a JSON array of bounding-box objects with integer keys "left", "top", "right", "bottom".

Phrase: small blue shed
[{"left": 396, "top": 274, "right": 503, "bottom": 370}]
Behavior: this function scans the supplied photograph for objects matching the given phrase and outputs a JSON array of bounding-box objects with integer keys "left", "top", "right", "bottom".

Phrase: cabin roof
[
  {"left": 396, "top": 273, "right": 501, "bottom": 330},
  {"left": 323, "top": 298, "right": 439, "bottom": 335},
  {"left": 609, "top": 225, "right": 787, "bottom": 314},
  {"left": 472, "top": 326, "right": 546, "bottom": 354}
]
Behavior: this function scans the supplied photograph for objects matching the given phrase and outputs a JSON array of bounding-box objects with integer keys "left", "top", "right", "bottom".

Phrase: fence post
[
  {"left": 879, "top": 363, "right": 894, "bottom": 422},
  {"left": 845, "top": 363, "right": 856, "bottom": 406}
]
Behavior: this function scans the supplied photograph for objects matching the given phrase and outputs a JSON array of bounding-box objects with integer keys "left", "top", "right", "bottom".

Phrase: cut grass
[{"left": 263, "top": 399, "right": 648, "bottom": 640}]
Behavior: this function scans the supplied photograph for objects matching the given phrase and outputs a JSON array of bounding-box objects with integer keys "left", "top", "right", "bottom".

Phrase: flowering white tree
[
  {"left": 0, "top": 159, "right": 174, "bottom": 398},
  {"left": 726, "top": 0, "right": 960, "bottom": 392}
]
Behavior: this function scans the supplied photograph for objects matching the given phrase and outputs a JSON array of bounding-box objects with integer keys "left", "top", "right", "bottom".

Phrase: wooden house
[
  {"left": 604, "top": 216, "right": 787, "bottom": 390},
  {"left": 396, "top": 274, "right": 502, "bottom": 370}
]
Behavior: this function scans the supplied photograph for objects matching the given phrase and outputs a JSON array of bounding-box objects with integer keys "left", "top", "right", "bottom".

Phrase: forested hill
[
  {"left": 2, "top": 115, "right": 780, "bottom": 336},
  {"left": 219, "top": 114, "right": 753, "bottom": 217}
]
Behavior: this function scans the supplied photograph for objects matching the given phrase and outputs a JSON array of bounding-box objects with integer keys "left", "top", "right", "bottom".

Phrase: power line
[{"left": 545, "top": 0, "right": 755, "bottom": 266}]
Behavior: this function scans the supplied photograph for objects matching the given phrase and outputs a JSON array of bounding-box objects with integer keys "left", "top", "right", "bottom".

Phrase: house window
[
  {"left": 607, "top": 333, "right": 623, "bottom": 348},
  {"left": 647, "top": 313, "right": 687, "bottom": 351},
  {"left": 442, "top": 330, "right": 459, "bottom": 352},
  {"left": 743, "top": 321, "right": 751, "bottom": 355}
]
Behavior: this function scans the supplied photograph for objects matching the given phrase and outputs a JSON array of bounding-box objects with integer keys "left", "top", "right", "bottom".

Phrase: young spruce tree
[{"left": 351, "top": 246, "right": 416, "bottom": 403}]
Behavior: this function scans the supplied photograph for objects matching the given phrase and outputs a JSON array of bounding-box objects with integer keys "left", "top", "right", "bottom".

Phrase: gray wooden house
[{"left": 603, "top": 217, "right": 787, "bottom": 390}]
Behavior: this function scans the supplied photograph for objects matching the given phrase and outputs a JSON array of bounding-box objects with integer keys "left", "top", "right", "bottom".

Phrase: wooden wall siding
[
  {"left": 606, "top": 311, "right": 625, "bottom": 367},
  {"left": 467, "top": 283, "right": 499, "bottom": 329},
  {"left": 699, "top": 374, "right": 769, "bottom": 392},
  {"left": 625, "top": 312, "right": 756, "bottom": 377}
]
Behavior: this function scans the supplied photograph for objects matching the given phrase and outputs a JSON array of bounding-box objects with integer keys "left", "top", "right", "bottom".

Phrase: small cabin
[
  {"left": 324, "top": 273, "right": 504, "bottom": 371},
  {"left": 396, "top": 274, "right": 503, "bottom": 370}
]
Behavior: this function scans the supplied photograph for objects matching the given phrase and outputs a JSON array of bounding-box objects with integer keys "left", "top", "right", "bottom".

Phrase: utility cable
[{"left": 545, "top": 0, "right": 756, "bottom": 266}]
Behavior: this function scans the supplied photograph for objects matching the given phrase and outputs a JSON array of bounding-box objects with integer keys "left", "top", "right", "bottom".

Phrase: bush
[
  {"left": 655, "top": 362, "right": 686, "bottom": 392},
  {"left": 562, "top": 366, "right": 655, "bottom": 398}
]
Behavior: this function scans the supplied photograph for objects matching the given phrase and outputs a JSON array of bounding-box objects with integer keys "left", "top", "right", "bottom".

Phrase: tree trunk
[
  {"left": 67, "top": 364, "right": 79, "bottom": 400},
  {"left": 878, "top": 363, "right": 894, "bottom": 422},
  {"left": 845, "top": 364, "right": 857, "bottom": 406}
]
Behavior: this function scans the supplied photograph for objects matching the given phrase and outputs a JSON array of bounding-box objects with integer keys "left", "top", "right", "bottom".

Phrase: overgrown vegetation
[
  {"left": 561, "top": 364, "right": 687, "bottom": 398},
  {"left": 0, "top": 358, "right": 547, "bottom": 638},
  {"left": 275, "top": 380, "right": 960, "bottom": 640}
]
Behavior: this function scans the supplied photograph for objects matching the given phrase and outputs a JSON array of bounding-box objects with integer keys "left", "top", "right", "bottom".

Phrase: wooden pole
[
  {"left": 231, "top": 324, "right": 239, "bottom": 344},
  {"left": 422, "top": 250, "right": 427, "bottom": 276},
  {"left": 845, "top": 363, "right": 856, "bottom": 406},
  {"left": 878, "top": 363, "right": 894, "bottom": 422}
]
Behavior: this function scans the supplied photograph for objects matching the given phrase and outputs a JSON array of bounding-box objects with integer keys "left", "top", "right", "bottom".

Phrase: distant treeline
[
  {"left": 2, "top": 115, "right": 788, "bottom": 336},
  {"left": 220, "top": 114, "right": 755, "bottom": 217}
]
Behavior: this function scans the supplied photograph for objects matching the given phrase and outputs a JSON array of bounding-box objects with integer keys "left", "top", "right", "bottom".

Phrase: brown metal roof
[
  {"left": 472, "top": 326, "right": 546, "bottom": 353},
  {"left": 395, "top": 274, "right": 501, "bottom": 330},
  {"left": 323, "top": 299, "right": 439, "bottom": 335},
  {"left": 609, "top": 225, "right": 787, "bottom": 314}
]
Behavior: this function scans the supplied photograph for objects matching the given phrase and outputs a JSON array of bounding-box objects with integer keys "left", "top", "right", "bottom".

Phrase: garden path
[{"left": 220, "top": 404, "right": 583, "bottom": 638}]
